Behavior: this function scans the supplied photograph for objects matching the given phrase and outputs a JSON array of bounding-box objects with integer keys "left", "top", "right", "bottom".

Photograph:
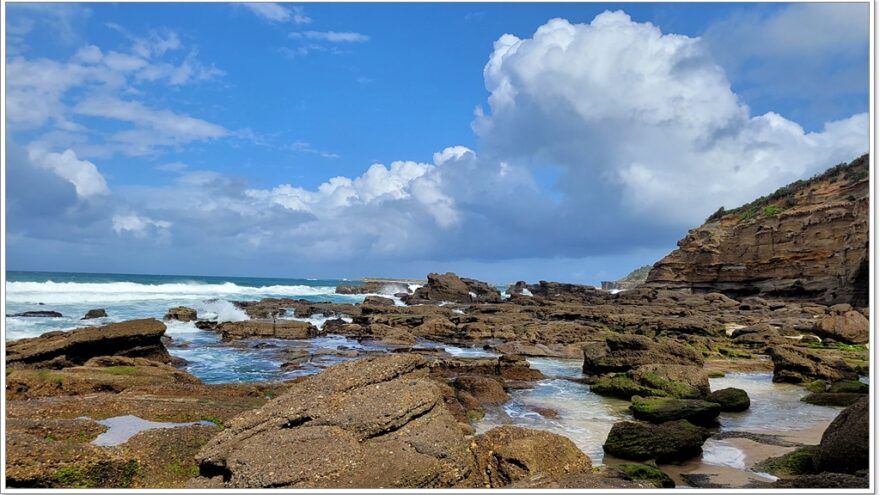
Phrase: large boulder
[
  {"left": 603, "top": 420, "right": 710, "bottom": 463},
  {"left": 629, "top": 397, "right": 721, "bottom": 426},
  {"left": 164, "top": 307, "right": 197, "bottom": 322},
  {"left": 471, "top": 426, "right": 592, "bottom": 487},
  {"left": 708, "top": 388, "right": 750, "bottom": 412},
  {"left": 591, "top": 365, "right": 709, "bottom": 400},
  {"left": 7, "top": 311, "right": 63, "bottom": 318},
  {"left": 7, "top": 319, "right": 171, "bottom": 369},
  {"left": 410, "top": 272, "right": 501, "bottom": 304},
  {"left": 218, "top": 320, "right": 319, "bottom": 341},
  {"left": 814, "top": 396, "right": 868, "bottom": 474},
  {"left": 583, "top": 334, "right": 703, "bottom": 374},
  {"left": 81, "top": 309, "right": 108, "bottom": 320},
  {"left": 768, "top": 345, "right": 857, "bottom": 384},
  {"left": 336, "top": 281, "right": 411, "bottom": 295},
  {"left": 813, "top": 307, "right": 869, "bottom": 344}
]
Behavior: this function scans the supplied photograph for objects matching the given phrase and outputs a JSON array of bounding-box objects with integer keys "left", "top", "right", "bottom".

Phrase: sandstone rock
[
  {"left": 6, "top": 357, "right": 201, "bottom": 399},
  {"left": 472, "top": 426, "right": 592, "bottom": 487},
  {"left": 363, "top": 295, "right": 396, "bottom": 306},
  {"left": 336, "top": 281, "right": 411, "bottom": 295},
  {"left": 191, "top": 354, "right": 479, "bottom": 488},
  {"left": 410, "top": 272, "right": 501, "bottom": 304},
  {"left": 771, "top": 472, "right": 868, "bottom": 488},
  {"left": 708, "top": 387, "right": 750, "bottom": 412},
  {"left": 814, "top": 396, "right": 868, "bottom": 474},
  {"left": 603, "top": 420, "right": 710, "bottom": 463},
  {"left": 427, "top": 355, "right": 544, "bottom": 381},
  {"left": 610, "top": 463, "right": 675, "bottom": 488},
  {"left": 377, "top": 327, "right": 417, "bottom": 346},
  {"left": 452, "top": 375, "right": 508, "bottom": 406},
  {"left": 814, "top": 309, "right": 869, "bottom": 344},
  {"left": 645, "top": 154, "right": 869, "bottom": 306},
  {"left": 82, "top": 309, "right": 108, "bottom": 319},
  {"left": 591, "top": 365, "right": 709, "bottom": 400},
  {"left": 768, "top": 345, "right": 857, "bottom": 384},
  {"left": 164, "top": 307, "right": 197, "bottom": 322},
  {"left": 7, "top": 319, "right": 170, "bottom": 369},
  {"left": 629, "top": 397, "right": 721, "bottom": 426},
  {"left": 583, "top": 334, "right": 703, "bottom": 374},
  {"left": 218, "top": 320, "right": 319, "bottom": 341}
]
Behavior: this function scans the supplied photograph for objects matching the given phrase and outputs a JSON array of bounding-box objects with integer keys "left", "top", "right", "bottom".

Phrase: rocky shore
[{"left": 4, "top": 156, "right": 871, "bottom": 489}]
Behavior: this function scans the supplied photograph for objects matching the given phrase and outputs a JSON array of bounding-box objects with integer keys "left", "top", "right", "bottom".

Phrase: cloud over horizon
[{"left": 5, "top": 8, "right": 869, "bottom": 282}]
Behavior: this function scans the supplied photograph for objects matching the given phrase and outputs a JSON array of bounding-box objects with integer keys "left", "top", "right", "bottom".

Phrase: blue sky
[{"left": 5, "top": 2, "right": 869, "bottom": 284}]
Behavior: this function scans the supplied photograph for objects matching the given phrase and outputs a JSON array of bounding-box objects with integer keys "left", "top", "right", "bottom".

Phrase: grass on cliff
[{"left": 705, "top": 154, "right": 868, "bottom": 223}]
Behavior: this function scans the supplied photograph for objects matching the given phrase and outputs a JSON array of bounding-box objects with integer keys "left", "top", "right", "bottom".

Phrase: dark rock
[
  {"left": 629, "top": 397, "right": 721, "bottom": 426},
  {"left": 754, "top": 446, "right": 818, "bottom": 477},
  {"left": 707, "top": 387, "right": 750, "bottom": 412},
  {"left": 603, "top": 420, "right": 710, "bottom": 463},
  {"left": 814, "top": 396, "right": 868, "bottom": 474},
  {"left": 801, "top": 392, "right": 865, "bottom": 407},
  {"left": 336, "top": 281, "right": 411, "bottom": 295},
  {"left": 81, "top": 309, "right": 107, "bottom": 320},
  {"left": 610, "top": 463, "right": 675, "bottom": 488},
  {"left": 591, "top": 364, "right": 708, "bottom": 400},
  {"left": 363, "top": 295, "right": 395, "bottom": 306},
  {"left": 410, "top": 272, "right": 501, "bottom": 304},
  {"left": 771, "top": 472, "right": 868, "bottom": 488},
  {"left": 768, "top": 345, "right": 857, "bottom": 383},
  {"left": 583, "top": 334, "right": 703, "bottom": 374},
  {"left": 7, "top": 319, "right": 171, "bottom": 369},
  {"left": 8, "top": 311, "right": 63, "bottom": 318}
]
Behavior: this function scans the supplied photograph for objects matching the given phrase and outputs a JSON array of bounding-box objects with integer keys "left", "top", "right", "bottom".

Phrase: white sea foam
[
  {"left": 5, "top": 280, "right": 338, "bottom": 304},
  {"left": 194, "top": 299, "right": 250, "bottom": 322}
]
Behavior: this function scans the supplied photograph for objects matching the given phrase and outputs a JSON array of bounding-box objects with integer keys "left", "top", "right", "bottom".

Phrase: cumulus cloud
[
  {"left": 27, "top": 147, "right": 109, "bottom": 198},
  {"left": 112, "top": 213, "right": 172, "bottom": 237},
  {"left": 474, "top": 12, "right": 867, "bottom": 226},
  {"left": 244, "top": 3, "right": 311, "bottom": 24}
]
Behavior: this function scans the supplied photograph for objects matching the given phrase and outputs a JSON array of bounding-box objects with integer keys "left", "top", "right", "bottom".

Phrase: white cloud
[
  {"left": 474, "top": 11, "right": 868, "bottom": 225},
  {"left": 289, "top": 31, "right": 369, "bottom": 43},
  {"left": 27, "top": 147, "right": 109, "bottom": 198},
  {"left": 112, "top": 213, "right": 172, "bottom": 237},
  {"left": 244, "top": 3, "right": 311, "bottom": 24}
]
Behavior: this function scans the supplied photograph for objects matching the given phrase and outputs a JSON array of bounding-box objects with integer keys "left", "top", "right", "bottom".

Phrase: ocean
[{"left": 4, "top": 271, "right": 399, "bottom": 383}]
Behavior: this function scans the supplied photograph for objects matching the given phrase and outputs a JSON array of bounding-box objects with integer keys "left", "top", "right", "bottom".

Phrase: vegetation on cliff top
[{"left": 706, "top": 154, "right": 868, "bottom": 222}]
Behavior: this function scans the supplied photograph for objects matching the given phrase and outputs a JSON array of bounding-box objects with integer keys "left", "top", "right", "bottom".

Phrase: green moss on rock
[
  {"left": 630, "top": 397, "right": 721, "bottom": 426},
  {"left": 708, "top": 387, "right": 750, "bottom": 412},
  {"left": 613, "top": 462, "right": 675, "bottom": 488},
  {"left": 755, "top": 446, "right": 818, "bottom": 477}
]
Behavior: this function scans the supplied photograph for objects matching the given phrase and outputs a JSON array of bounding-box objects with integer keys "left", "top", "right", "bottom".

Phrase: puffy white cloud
[
  {"left": 244, "top": 3, "right": 311, "bottom": 24},
  {"left": 474, "top": 11, "right": 867, "bottom": 225},
  {"left": 27, "top": 147, "right": 108, "bottom": 198}
]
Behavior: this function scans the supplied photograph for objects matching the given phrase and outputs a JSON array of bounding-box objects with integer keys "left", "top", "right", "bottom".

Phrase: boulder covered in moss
[
  {"left": 754, "top": 446, "right": 818, "bottom": 478},
  {"left": 610, "top": 462, "right": 675, "bottom": 488},
  {"left": 707, "top": 387, "right": 750, "bottom": 412},
  {"left": 591, "top": 364, "right": 708, "bottom": 400},
  {"left": 603, "top": 420, "right": 710, "bottom": 463},
  {"left": 583, "top": 334, "right": 703, "bottom": 374},
  {"left": 629, "top": 397, "right": 721, "bottom": 426}
]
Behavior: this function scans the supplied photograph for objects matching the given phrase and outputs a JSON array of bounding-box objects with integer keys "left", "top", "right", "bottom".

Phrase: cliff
[
  {"left": 646, "top": 154, "right": 869, "bottom": 306},
  {"left": 601, "top": 265, "right": 652, "bottom": 291}
]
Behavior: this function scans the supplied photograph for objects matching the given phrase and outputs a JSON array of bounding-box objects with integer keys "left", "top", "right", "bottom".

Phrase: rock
[
  {"left": 629, "top": 397, "right": 721, "bottom": 426},
  {"left": 645, "top": 154, "right": 869, "bottom": 306},
  {"left": 377, "top": 328, "right": 417, "bottom": 346},
  {"left": 582, "top": 334, "right": 703, "bottom": 374},
  {"left": 427, "top": 355, "right": 544, "bottom": 381},
  {"left": 7, "top": 311, "right": 63, "bottom": 318},
  {"left": 771, "top": 472, "right": 868, "bottom": 488},
  {"left": 814, "top": 396, "right": 868, "bottom": 474},
  {"left": 814, "top": 309, "right": 869, "bottom": 344},
  {"left": 452, "top": 375, "right": 508, "bottom": 407},
  {"left": 591, "top": 365, "right": 709, "bottom": 401},
  {"left": 603, "top": 420, "right": 710, "bottom": 463},
  {"left": 472, "top": 426, "right": 592, "bottom": 487},
  {"left": 801, "top": 392, "right": 865, "bottom": 407},
  {"left": 610, "top": 463, "right": 675, "bottom": 488},
  {"left": 768, "top": 345, "right": 857, "bottom": 383},
  {"left": 81, "top": 309, "right": 108, "bottom": 320},
  {"left": 363, "top": 295, "right": 395, "bottom": 306},
  {"left": 6, "top": 357, "right": 201, "bottom": 399},
  {"left": 336, "top": 281, "right": 411, "bottom": 295},
  {"left": 754, "top": 446, "right": 818, "bottom": 477},
  {"left": 7, "top": 319, "right": 171, "bottom": 369},
  {"left": 164, "top": 307, "right": 197, "bottom": 322},
  {"left": 218, "top": 320, "right": 319, "bottom": 341},
  {"left": 707, "top": 388, "right": 750, "bottom": 412},
  {"left": 191, "top": 354, "right": 479, "bottom": 488},
  {"left": 410, "top": 272, "right": 501, "bottom": 304},
  {"left": 827, "top": 380, "right": 870, "bottom": 393}
]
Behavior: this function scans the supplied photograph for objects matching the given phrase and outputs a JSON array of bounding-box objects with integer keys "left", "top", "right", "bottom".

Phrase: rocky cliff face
[{"left": 646, "top": 154, "right": 869, "bottom": 306}]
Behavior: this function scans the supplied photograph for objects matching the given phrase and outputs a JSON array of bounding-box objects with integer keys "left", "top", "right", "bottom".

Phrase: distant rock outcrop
[
  {"left": 408, "top": 272, "right": 501, "bottom": 304},
  {"left": 646, "top": 154, "right": 868, "bottom": 306},
  {"left": 601, "top": 265, "right": 652, "bottom": 291}
]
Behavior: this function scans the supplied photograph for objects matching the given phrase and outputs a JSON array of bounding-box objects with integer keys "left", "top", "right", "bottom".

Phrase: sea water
[{"left": 4, "top": 271, "right": 384, "bottom": 383}]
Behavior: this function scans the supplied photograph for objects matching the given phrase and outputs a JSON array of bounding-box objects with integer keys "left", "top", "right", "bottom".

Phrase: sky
[{"left": 4, "top": 2, "right": 870, "bottom": 285}]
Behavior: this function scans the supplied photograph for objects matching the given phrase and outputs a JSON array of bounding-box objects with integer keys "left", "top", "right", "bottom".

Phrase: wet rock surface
[
  {"left": 603, "top": 420, "right": 711, "bottom": 463},
  {"left": 814, "top": 396, "right": 868, "bottom": 474}
]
